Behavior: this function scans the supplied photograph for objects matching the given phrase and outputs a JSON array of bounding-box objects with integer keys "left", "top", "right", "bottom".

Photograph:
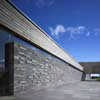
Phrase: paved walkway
[{"left": 16, "top": 81, "right": 100, "bottom": 100}]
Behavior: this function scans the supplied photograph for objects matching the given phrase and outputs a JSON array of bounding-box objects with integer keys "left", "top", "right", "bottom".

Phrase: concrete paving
[
  {"left": 0, "top": 96, "right": 16, "bottom": 100},
  {"left": 16, "top": 81, "right": 100, "bottom": 100}
]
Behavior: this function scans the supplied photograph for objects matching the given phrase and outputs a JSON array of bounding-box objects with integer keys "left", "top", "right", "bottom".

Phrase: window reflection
[{"left": 0, "top": 26, "right": 35, "bottom": 96}]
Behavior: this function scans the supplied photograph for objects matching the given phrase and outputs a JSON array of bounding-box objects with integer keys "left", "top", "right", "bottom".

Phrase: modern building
[
  {"left": 80, "top": 62, "right": 100, "bottom": 80},
  {"left": 0, "top": 0, "right": 84, "bottom": 98}
]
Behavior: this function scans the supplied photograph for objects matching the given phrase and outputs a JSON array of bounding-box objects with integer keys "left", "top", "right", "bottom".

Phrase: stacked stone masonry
[{"left": 13, "top": 43, "right": 82, "bottom": 96}]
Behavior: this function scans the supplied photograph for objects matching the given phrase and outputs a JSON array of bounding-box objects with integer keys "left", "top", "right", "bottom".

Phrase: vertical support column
[
  {"left": 5, "top": 42, "right": 14, "bottom": 95},
  {"left": 81, "top": 72, "right": 86, "bottom": 81}
]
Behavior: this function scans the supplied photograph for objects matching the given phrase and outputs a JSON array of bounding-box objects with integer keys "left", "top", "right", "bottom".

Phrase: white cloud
[
  {"left": 93, "top": 28, "right": 100, "bottom": 36},
  {"left": 86, "top": 32, "right": 90, "bottom": 37},
  {"left": 66, "top": 26, "right": 89, "bottom": 39},
  {"left": 49, "top": 25, "right": 66, "bottom": 36},
  {"left": 35, "top": 0, "right": 54, "bottom": 8},
  {"left": 66, "top": 26, "right": 86, "bottom": 34},
  {"left": 49, "top": 25, "right": 100, "bottom": 39}
]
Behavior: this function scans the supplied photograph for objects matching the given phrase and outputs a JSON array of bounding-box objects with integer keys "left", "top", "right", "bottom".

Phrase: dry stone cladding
[{"left": 14, "top": 43, "right": 82, "bottom": 96}]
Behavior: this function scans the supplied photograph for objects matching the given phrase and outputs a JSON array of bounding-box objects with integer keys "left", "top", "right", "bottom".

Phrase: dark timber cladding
[
  {"left": 0, "top": 0, "right": 83, "bottom": 71},
  {"left": 5, "top": 43, "right": 14, "bottom": 95}
]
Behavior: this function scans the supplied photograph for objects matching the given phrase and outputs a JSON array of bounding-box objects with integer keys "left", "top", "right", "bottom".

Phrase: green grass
[{"left": 96, "top": 77, "right": 100, "bottom": 81}]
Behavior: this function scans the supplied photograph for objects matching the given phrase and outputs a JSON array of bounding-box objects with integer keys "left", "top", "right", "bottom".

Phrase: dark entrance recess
[
  {"left": 5, "top": 42, "right": 14, "bottom": 95},
  {"left": 0, "top": 43, "right": 14, "bottom": 96}
]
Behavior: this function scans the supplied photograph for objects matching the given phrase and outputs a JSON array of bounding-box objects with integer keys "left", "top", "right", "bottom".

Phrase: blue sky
[{"left": 9, "top": 0, "right": 100, "bottom": 62}]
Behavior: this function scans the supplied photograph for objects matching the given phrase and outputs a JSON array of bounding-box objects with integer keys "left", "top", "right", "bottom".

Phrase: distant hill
[{"left": 80, "top": 62, "right": 100, "bottom": 73}]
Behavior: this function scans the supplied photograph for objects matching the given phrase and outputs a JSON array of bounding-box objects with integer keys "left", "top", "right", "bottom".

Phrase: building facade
[{"left": 0, "top": 0, "right": 83, "bottom": 97}]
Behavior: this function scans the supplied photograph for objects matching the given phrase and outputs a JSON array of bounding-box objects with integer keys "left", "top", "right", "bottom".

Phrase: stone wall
[{"left": 13, "top": 43, "right": 82, "bottom": 96}]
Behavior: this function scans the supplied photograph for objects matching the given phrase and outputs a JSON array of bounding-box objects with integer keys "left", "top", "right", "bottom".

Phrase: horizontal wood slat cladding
[{"left": 0, "top": 0, "right": 83, "bottom": 71}]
